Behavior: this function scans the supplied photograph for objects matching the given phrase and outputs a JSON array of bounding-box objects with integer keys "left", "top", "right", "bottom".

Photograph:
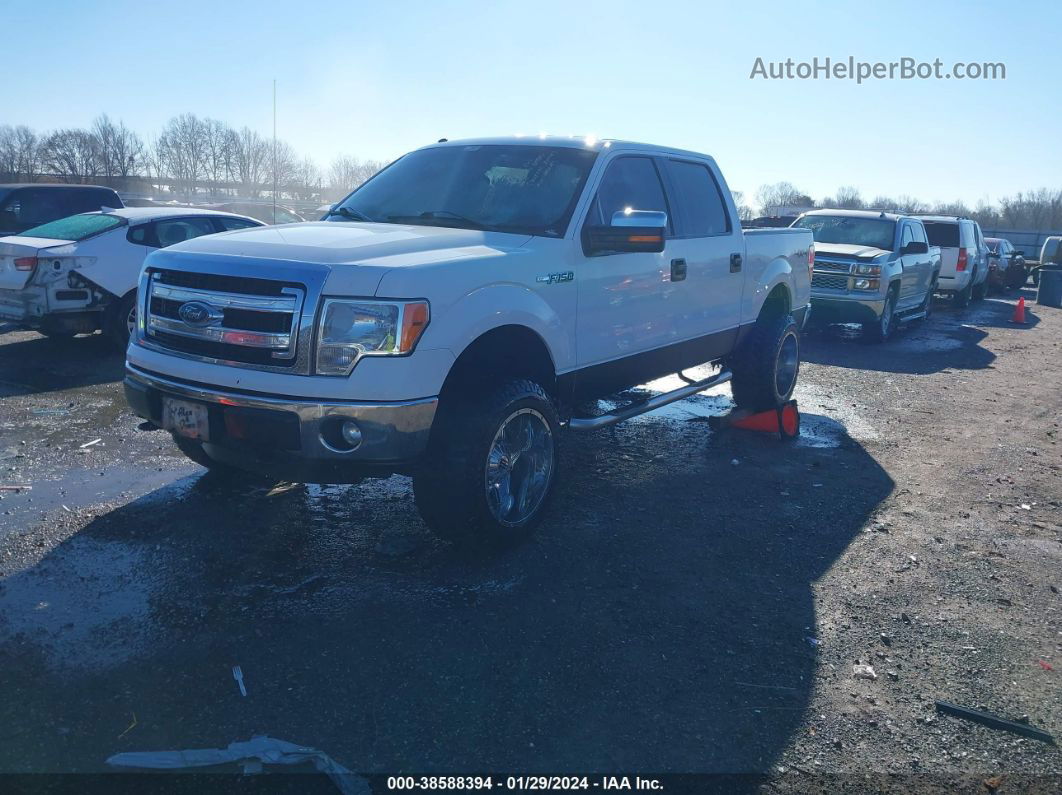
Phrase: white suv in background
[{"left": 918, "top": 216, "right": 989, "bottom": 308}]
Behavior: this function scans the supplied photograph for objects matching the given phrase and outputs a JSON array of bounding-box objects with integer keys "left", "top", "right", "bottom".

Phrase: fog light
[{"left": 340, "top": 419, "right": 363, "bottom": 449}]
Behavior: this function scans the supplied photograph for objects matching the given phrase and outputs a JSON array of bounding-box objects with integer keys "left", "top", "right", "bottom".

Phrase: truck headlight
[
  {"left": 315, "top": 299, "right": 429, "bottom": 376},
  {"left": 854, "top": 264, "right": 881, "bottom": 276}
]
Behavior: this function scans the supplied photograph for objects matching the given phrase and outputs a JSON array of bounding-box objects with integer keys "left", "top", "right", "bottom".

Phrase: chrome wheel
[
  {"left": 126, "top": 304, "right": 137, "bottom": 336},
  {"left": 484, "top": 407, "right": 554, "bottom": 527},
  {"left": 774, "top": 331, "right": 799, "bottom": 399}
]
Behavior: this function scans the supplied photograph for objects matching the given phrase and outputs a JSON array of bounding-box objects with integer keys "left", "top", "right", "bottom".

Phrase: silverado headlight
[
  {"left": 854, "top": 263, "right": 881, "bottom": 276},
  {"left": 315, "top": 299, "right": 429, "bottom": 376}
]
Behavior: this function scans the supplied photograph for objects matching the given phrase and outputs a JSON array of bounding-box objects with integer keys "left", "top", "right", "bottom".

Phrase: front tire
[
  {"left": 729, "top": 312, "right": 800, "bottom": 411},
  {"left": 862, "top": 289, "right": 897, "bottom": 344},
  {"left": 413, "top": 379, "right": 558, "bottom": 548}
]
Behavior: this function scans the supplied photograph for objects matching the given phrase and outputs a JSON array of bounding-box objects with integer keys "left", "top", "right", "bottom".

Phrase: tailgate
[
  {"left": 0, "top": 237, "right": 68, "bottom": 289},
  {"left": 936, "top": 247, "right": 959, "bottom": 278}
]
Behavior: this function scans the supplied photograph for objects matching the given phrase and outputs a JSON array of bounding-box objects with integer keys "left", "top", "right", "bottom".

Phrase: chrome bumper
[{"left": 124, "top": 365, "right": 438, "bottom": 474}]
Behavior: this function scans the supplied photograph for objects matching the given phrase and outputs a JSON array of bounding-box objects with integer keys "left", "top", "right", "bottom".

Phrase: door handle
[
  {"left": 730, "top": 253, "right": 743, "bottom": 273},
  {"left": 670, "top": 258, "right": 687, "bottom": 282}
]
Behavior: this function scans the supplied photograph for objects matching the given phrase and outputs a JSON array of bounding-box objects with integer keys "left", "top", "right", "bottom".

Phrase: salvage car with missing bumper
[{"left": 125, "top": 136, "right": 813, "bottom": 545}]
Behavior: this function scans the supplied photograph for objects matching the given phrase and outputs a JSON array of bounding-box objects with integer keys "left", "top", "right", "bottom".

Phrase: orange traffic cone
[
  {"left": 729, "top": 400, "right": 800, "bottom": 439},
  {"left": 1011, "top": 296, "right": 1026, "bottom": 324}
]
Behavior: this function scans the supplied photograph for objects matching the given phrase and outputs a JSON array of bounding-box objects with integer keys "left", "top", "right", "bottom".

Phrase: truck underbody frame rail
[{"left": 567, "top": 367, "right": 733, "bottom": 431}]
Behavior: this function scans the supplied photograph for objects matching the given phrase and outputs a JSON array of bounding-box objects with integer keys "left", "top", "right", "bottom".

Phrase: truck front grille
[
  {"left": 144, "top": 269, "right": 306, "bottom": 367},
  {"left": 812, "top": 273, "right": 850, "bottom": 291}
]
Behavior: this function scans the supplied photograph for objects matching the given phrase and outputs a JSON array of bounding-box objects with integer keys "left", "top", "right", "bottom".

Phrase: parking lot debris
[
  {"left": 1038, "top": 660, "right": 1053, "bottom": 671},
  {"left": 232, "top": 665, "right": 247, "bottom": 697},
  {"left": 805, "top": 636, "right": 821, "bottom": 647},
  {"left": 0, "top": 485, "right": 31, "bottom": 492},
  {"left": 31, "top": 408, "right": 70, "bottom": 417},
  {"left": 935, "top": 701, "right": 1056, "bottom": 745},
  {"left": 106, "top": 736, "right": 368, "bottom": 794},
  {"left": 853, "top": 664, "right": 878, "bottom": 680},
  {"left": 79, "top": 438, "right": 103, "bottom": 449}
]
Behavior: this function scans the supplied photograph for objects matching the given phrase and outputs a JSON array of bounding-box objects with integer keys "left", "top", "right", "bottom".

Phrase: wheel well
[
  {"left": 760, "top": 284, "right": 791, "bottom": 320},
  {"left": 441, "top": 325, "right": 556, "bottom": 399}
]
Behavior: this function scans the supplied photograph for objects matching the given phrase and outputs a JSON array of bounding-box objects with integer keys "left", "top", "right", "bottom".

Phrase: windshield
[
  {"left": 792, "top": 215, "right": 896, "bottom": 251},
  {"left": 19, "top": 213, "right": 124, "bottom": 241},
  {"left": 332, "top": 144, "right": 599, "bottom": 237}
]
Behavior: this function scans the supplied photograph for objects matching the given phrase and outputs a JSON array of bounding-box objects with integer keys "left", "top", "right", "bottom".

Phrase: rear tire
[
  {"left": 729, "top": 312, "right": 800, "bottom": 411},
  {"left": 413, "top": 378, "right": 558, "bottom": 548},
  {"left": 105, "top": 291, "right": 137, "bottom": 351},
  {"left": 953, "top": 280, "right": 972, "bottom": 309}
]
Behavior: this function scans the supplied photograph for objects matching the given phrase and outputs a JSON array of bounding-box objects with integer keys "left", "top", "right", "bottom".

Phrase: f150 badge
[{"left": 536, "top": 271, "right": 574, "bottom": 285}]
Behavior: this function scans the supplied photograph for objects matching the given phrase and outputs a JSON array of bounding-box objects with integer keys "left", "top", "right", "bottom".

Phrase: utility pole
[{"left": 272, "top": 79, "right": 277, "bottom": 225}]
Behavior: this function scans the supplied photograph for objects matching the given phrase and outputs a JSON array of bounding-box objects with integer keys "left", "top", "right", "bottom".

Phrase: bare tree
[
  {"left": 92, "top": 114, "right": 144, "bottom": 181},
  {"left": 822, "top": 185, "right": 864, "bottom": 209},
  {"left": 326, "top": 155, "right": 384, "bottom": 200},
  {"left": 756, "top": 182, "right": 813, "bottom": 215},
  {"left": 0, "top": 125, "right": 42, "bottom": 180},
  {"left": 159, "top": 114, "right": 210, "bottom": 199},
  {"left": 41, "top": 129, "right": 101, "bottom": 183},
  {"left": 228, "top": 127, "right": 270, "bottom": 197},
  {"left": 266, "top": 140, "right": 300, "bottom": 198},
  {"left": 202, "top": 118, "right": 232, "bottom": 198},
  {"left": 292, "top": 156, "right": 322, "bottom": 201}
]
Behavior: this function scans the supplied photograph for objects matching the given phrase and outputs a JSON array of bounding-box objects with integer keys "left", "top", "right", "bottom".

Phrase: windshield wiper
[
  {"left": 386, "top": 210, "right": 489, "bottom": 230},
  {"left": 326, "top": 206, "right": 374, "bottom": 222}
]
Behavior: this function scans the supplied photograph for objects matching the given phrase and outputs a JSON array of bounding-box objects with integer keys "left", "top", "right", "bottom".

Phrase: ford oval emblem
[{"left": 178, "top": 301, "right": 220, "bottom": 326}]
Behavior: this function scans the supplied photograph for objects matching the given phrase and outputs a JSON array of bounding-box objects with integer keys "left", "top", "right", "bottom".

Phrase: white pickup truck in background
[{"left": 124, "top": 137, "right": 813, "bottom": 545}]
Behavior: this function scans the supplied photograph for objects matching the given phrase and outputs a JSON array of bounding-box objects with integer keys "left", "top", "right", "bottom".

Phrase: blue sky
[{"left": 5, "top": 0, "right": 1059, "bottom": 206}]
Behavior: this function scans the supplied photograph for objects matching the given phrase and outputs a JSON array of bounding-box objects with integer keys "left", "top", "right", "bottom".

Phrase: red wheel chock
[{"left": 708, "top": 399, "right": 800, "bottom": 440}]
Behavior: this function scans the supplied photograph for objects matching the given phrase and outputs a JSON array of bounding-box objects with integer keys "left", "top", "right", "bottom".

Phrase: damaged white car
[{"left": 0, "top": 207, "right": 263, "bottom": 348}]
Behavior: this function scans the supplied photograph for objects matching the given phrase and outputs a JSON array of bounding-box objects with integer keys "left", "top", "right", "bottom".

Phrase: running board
[
  {"left": 568, "top": 368, "right": 733, "bottom": 431},
  {"left": 898, "top": 309, "right": 927, "bottom": 323}
]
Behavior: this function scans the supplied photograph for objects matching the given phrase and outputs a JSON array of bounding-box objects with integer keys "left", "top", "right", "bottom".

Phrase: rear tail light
[
  {"left": 956, "top": 249, "right": 968, "bottom": 271},
  {"left": 14, "top": 256, "right": 38, "bottom": 272}
]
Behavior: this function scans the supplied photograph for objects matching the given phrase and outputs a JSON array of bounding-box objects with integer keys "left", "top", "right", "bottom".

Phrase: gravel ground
[{"left": 0, "top": 289, "right": 1059, "bottom": 791}]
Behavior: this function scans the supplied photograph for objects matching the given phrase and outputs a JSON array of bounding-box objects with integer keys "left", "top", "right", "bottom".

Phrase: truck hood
[
  {"left": 813, "top": 242, "right": 890, "bottom": 260},
  {"left": 168, "top": 221, "right": 533, "bottom": 266}
]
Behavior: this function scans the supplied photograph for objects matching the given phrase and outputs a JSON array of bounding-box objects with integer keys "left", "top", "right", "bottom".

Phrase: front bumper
[
  {"left": 809, "top": 294, "right": 885, "bottom": 325},
  {"left": 124, "top": 365, "right": 438, "bottom": 483}
]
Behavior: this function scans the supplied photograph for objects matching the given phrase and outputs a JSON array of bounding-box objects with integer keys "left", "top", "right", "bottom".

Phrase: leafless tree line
[
  {"left": 0, "top": 115, "right": 385, "bottom": 202},
  {"left": 751, "top": 182, "right": 1062, "bottom": 232}
]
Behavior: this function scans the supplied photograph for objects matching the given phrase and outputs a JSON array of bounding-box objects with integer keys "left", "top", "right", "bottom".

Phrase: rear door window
[
  {"left": 214, "top": 216, "right": 261, "bottom": 232},
  {"left": 663, "top": 159, "right": 731, "bottom": 237},
  {"left": 155, "top": 217, "right": 222, "bottom": 247}
]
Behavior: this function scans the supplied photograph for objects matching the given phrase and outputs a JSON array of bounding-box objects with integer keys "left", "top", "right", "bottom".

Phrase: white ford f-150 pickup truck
[{"left": 124, "top": 137, "right": 813, "bottom": 545}]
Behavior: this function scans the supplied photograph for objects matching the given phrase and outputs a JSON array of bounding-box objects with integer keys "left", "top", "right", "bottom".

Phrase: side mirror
[
  {"left": 901, "top": 241, "right": 928, "bottom": 255},
  {"left": 583, "top": 209, "right": 667, "bottom": 256}
]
